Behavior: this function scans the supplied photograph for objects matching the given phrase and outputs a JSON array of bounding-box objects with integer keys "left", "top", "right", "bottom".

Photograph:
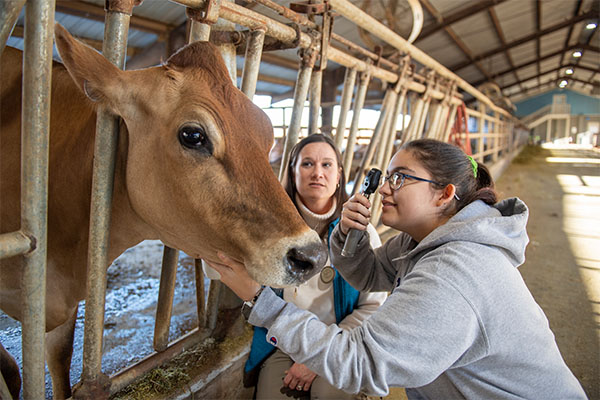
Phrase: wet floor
[{"left": 0, "top": 240, "right": 207, "bottom": 399}]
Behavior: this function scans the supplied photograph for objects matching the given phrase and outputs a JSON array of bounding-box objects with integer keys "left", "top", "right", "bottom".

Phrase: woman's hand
[
  {"left": 283, "top": 362, "right": 317, "bottom": 392},
  {"left": 340, "top": 192, "right": 372, "bottom": 235},
  {"left": 205, "top": 253, "right": 261, "bottom": 302}
]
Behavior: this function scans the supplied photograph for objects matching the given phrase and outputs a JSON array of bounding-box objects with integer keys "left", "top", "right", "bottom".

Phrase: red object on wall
[{"left": 448, "top": 102, "right": 472, "bottom": 155}]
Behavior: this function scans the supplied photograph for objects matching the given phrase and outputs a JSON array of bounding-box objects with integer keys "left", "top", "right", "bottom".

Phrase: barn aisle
[{"left": 492, "top": 144, "right": 599, "bottom": 399}]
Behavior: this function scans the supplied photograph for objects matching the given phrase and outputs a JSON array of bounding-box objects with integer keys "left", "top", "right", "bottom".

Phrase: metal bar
[
  {"left": 415, "top": 97, "right": 432, "bottom": 139},
  {"left": 80, "top": 9, "right": 131, "bottom": 386},
  {"left": 308, "top": 70, "right": 322, "bottom": 135},
  {"left": 352, "top": 89, "right": 397, "bottom": 194},
  {"left": 335, "top": 68, "right": 357, "bottom": 150},
  {"left": 214, "top": 18, "right": 238, "bottom": 85},
  {"left": 240, "top": 28, "right": 266, "bottom": 99},
  {"left": 153, "top": 246, "right": 179, "bottom": 352},
  {"left": 205, "top": 280, "right": 222, "bottom": 330},
  {"left": 402, "top": 96, "right": 424, "bottom": 143},
  {"left": 195, "top": 259, "right": 207, "bottom": 328},
  {"left": 20, "top": 1, "right": 55, "bottom": 398},
  {"left": 171, "top": 0, "right": 464, "bottom": 105},
  {"left": 278, "top": 62, "right": 313, "bottom": 181},
  {"left": 109, "top": 328, "right": 212, "bottom": 395},
  {"left": 189, "top": 19, "right": 211, "bottom": 42},
  {"left": 0, "top": 231, "right": 33, "bottom": 259},
  {"left": 0, "top": 0, "right": 26, "bottom": 54},
  {"left": 326, "top": 0, "right": 508, "bottom": 115},
  {"left": 342, "top": 71, "right": 370, "bottom": 182}
]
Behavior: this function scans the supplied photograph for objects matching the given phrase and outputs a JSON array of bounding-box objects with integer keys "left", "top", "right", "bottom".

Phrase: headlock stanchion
[{"left": 0, "top": 0, "right": 529, "bottom": 397}]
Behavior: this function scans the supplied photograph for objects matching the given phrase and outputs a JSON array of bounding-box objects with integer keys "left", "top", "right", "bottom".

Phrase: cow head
[{"left": 54, "top": 24, "right": 327, "bottom": 287}]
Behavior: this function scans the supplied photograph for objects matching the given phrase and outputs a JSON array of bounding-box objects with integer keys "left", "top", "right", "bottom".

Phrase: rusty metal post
[
  {"left": 194, "top": 259, "right": 207, "bottom": 328},
  {"left": 352, "top": 89, "right": 397, "bottom": 194},
  {"left": 214, "top": 18, "right": 237, "bottom": 85},
  {"left": 442, "top": 103, "right": 458, "bottom": 143},
  {"left": 205, "top": 280, "right": 222, "bottom": 330},
  {"left": 308, "top": 69, "right": 322, "bottom": 135},
  {"left": 0, "top": 231, "right": 32, "bottom": 259},
  {"left": 153, "top": 246, "right": 179, "bottom": 352},
  {"left": 372, "top": 89, "right": 406, "bottom": 225},
  {"left": 334, "top": 68, "right": 357, "bottom": 150},
  {"left": 241, "top": 28, "right": 266, "bottom": 99},
  {"left": 278, "top": 50, "right": 316, "bottom": 181},
  {"left": 0, "top": 0, "right": 26, "bottom": 53},
  {"left": 342, "top": 70, "right": 370, "bottom": 182},
  {"left": 20, "top": 1, "right": 55, "bottom": 398},
  {"left": 78, "top": 2, "right": 133, "bottom": 397}
]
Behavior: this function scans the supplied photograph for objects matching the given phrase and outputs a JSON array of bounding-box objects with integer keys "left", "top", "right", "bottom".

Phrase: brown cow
[{"left": 0, "top": 25, "right": 326, "bottom": 399}]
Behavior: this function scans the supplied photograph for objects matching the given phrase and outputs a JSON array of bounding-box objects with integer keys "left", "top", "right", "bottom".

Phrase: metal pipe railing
[
  {"left": 153, "top": 246, "right": 179, "bottom": 352},
  {"left": 342, "top": 70, "right": 370, "bottom": 182},
  {"left": 240, "top": 28, "right": 266, "bottom": 99},
  {"left": 0, "top": 0, "right": 26, "bottom": 54},
  {"left": 334, "top": 68, "right": 357, "bottom": 150},
  {"left": 20, "top": 1, "right": 56, "bottom": 398},
  {"left": 326, "top": 0, "right": 510, "bottom": 116},
  {"left": 278, "top": 59, "right": 314, "bottom": 180},
  {"left": 80, "top": 6, "right": 131, "bottom": 392},
  {"left": 0, "top": 231, "right": 33, "bottom": 260},
  {"left": 352, "top": 89, "right": 398, "bottom": 193},
  {"left": 309, "top": 70, "right": 322, "bottom": 135}
]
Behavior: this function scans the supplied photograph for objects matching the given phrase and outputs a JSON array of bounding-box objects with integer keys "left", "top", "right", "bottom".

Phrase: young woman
[{"left": 209, "top": 139, "right": 587, "bottom": 399}]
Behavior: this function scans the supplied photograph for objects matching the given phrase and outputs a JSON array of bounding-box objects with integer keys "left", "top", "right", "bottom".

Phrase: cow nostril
[
  {"left": 285, "top": 243, "right": 327, "bottom": 282},
  {"left": 286, "top": 248, "right": 313, "bottom": 272}
]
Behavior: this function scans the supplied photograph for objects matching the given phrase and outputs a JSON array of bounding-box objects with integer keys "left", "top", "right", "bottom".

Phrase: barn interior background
[{"left": 1, "top": 0, "right": 598, "bottom": 398}]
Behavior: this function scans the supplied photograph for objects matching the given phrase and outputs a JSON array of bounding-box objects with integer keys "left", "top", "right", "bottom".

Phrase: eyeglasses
[{"left": 383, "top": 172, "right": 460, "bottom": 200}]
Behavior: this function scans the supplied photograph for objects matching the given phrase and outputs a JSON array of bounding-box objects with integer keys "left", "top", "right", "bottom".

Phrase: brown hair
[
  {"left": 282, "top": 134, "right": 348, "bottom": 236},
  {"left": 401, "top": 138, "right": 497, "bottom": 216}
]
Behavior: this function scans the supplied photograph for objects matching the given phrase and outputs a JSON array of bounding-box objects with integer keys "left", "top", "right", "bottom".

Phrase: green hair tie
[{"left": 467, "top": 155, "right": 478, "bottom": 178}]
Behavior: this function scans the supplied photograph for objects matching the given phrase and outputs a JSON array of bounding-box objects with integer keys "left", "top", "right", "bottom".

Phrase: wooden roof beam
[
  {"left": 487, "top": 7, "right": 523, "bottom": 93},
  {"left": 420, "top": 0, "right": 493, "bottom": 81},
  {"left": 415, "top": 0, "right": 508, "bottom": 42},
  {"left": 535, "top": 0, "right": 541, "bottom": 86},
  {"left": 501, "top": 65, "right": 599, "bottom": 91},
  {"left": 471, "top": 44, "right": 600, "bottom": 87},
  {"left": 556, "top": 0, "right": 583, "bottom": 81},
  {"left": 450, "top": 10, "right": 597, "bottom": 72}
]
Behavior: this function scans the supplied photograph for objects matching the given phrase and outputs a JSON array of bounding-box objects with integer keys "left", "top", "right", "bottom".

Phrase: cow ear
[{"left": 54, "top": 23, "right": 124, "bottom": 108}]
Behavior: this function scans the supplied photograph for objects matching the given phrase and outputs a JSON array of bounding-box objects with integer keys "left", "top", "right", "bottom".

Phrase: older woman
[{"left": 244, "top": 134, "right": 387, "bottom": 399}]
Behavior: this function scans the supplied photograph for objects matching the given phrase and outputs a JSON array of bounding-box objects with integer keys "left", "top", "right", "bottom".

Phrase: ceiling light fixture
[
  {"left": 572, "top": 51, "right": 582, "bottom": 57},
  {"left": 559, "top": 80, "right": 568, "bottom": 88},
  {"left": 565, "top": 68, "right": 574, "bottom": 75},
  {"left": 585, "top": 23, "right": 597, "bottom": 30}
]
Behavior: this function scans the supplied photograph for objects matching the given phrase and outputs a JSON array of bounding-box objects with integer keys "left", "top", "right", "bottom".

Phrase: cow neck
[{"left": 296, "top": 194, "right": 336, "bottom": 239}]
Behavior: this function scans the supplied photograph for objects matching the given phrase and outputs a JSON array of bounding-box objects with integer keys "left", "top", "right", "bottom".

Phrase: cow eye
[{"left": 178, "top": 125, "right": 212, "bottom": 153}]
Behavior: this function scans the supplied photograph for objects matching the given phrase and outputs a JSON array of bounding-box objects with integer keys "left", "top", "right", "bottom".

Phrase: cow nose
[{"left": 285, "top": 242, "right": 327, "bottom": 282}]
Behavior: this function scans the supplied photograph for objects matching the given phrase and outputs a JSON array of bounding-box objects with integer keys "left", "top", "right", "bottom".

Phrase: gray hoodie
[{"left": 249, "top": 198, "right": 587, "bottom": 399}]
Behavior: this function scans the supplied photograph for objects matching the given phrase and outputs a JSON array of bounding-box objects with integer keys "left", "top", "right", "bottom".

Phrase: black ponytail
[{"left": 402, "top": 139, "right": 497, "bottom": 216}]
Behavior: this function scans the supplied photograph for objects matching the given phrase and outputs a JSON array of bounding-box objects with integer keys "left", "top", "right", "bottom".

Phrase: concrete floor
[{"left": 494, "top": 144, "right": 599, "bottom": 399}]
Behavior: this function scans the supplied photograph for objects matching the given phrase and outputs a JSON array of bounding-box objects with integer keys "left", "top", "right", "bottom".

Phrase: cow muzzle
[{"left": 285, "top": 242, "right": 328, "bottom": 283}]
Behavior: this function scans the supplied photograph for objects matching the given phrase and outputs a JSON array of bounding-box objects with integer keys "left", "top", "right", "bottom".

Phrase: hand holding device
[{"left": 341, "top": 168, "right": 381, "bottom": 257}]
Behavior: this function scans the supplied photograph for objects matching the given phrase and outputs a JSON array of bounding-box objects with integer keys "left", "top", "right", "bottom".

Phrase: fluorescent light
[
  {"left": 565, "top": 68, "right": 574, "bottom": 75},
  {"left": 572, "top": 51, "right": 582, "bottom": 57},
  {"left": 586, "top": 23, "right": 597, "bottom": 30}
]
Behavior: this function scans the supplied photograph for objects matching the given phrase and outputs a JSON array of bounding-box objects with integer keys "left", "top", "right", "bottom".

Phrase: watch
[{"left": 241, "top": 285, "right": 265, "bottom": 320}]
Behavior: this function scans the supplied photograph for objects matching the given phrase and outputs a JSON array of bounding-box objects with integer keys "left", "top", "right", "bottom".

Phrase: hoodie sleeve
[
  {"left": 329, "top": 224, "right": 413, "bottom": 293},
  {"left": 249, "top": 254, "right": 487, "bottom": 396}
]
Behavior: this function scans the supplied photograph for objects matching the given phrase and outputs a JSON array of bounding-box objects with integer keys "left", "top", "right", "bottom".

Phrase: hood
[{"left": 411, "top": 198, "right": 530, "bottom": 268}]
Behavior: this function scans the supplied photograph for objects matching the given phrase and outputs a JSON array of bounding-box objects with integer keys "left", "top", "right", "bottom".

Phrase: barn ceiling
[{"left": 7, "top": 0, "right": 600, "bottom": 111}]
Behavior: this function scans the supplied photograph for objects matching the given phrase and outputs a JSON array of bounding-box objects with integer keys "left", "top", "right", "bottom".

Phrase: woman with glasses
[{"left": 209, "top": 138, "right": 586, "bottom": 399}]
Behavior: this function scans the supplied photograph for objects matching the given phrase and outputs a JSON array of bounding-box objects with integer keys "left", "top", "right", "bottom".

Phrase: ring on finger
[{"left": 296, "top": 385, "right": 303, "bottom": 391}]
